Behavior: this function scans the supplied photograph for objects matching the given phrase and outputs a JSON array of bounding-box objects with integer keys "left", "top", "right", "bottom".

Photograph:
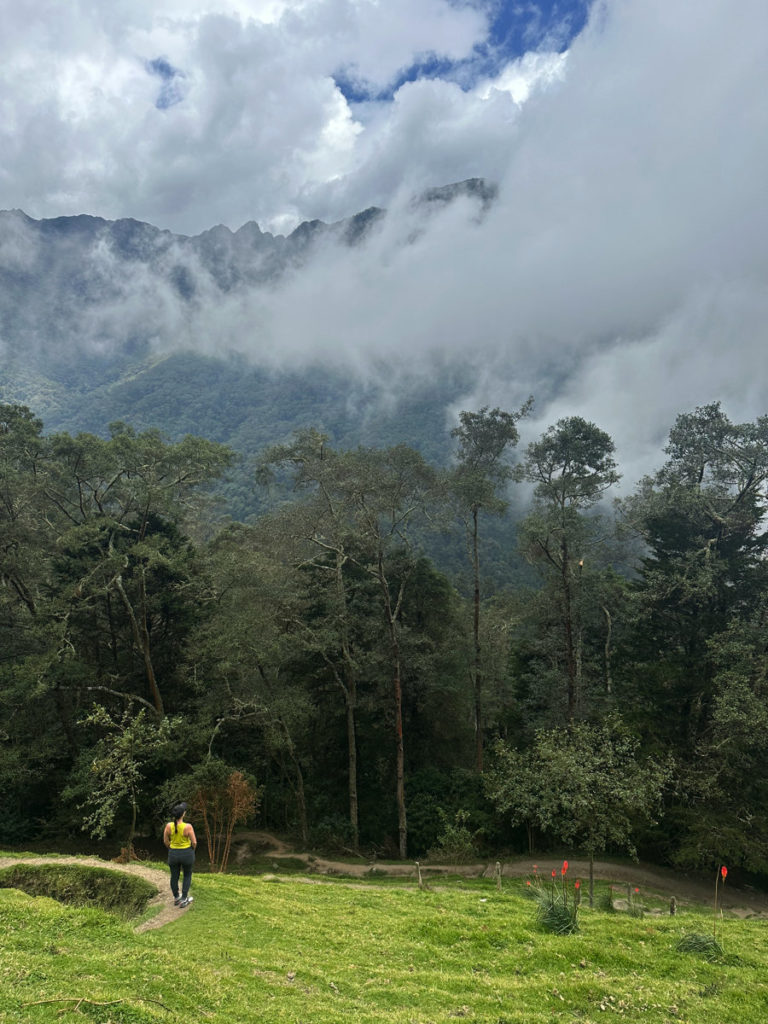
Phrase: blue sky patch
[
  {"left": 146, "top": 57, "right": 187, "bottom": 110},
  {"left": 334, "top": 0, "right": 591, "bottom": 103}
]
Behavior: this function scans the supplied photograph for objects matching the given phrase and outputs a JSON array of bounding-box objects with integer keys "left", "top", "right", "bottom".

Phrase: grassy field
[{"left": 1, "top": 856, "right": 767, "bottom": 1024}]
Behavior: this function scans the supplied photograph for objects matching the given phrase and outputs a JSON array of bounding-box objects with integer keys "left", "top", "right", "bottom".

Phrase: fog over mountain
[{"left": 1, "top": 0, "right": 767, "bottom": 491}]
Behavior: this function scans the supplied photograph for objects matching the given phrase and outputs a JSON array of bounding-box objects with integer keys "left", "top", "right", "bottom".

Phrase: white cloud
[
  {"left": 1, "top": 0, "right": 767, "bottom": 488},
  {"left": 0, "top": 0, "right": 492, "bottom": 231},
  {"left": 474, "top": 49, "right": 567, "bottom": 104},
  {"left": 225, "top": 0, "right": 768, "bottom": 486}
]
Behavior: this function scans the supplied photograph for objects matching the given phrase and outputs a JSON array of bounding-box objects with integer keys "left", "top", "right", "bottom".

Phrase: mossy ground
[{"left": 1, "top": 856, "right": 766, "bottom": 1024}]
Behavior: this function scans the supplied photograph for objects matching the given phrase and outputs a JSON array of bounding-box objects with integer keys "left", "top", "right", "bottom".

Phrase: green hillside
[
  {"left": 2, "top": 857, "right": 766, "bottom": 1024},
  {"left": 1, "top": 350, "right": 478, "bottom": 521}
]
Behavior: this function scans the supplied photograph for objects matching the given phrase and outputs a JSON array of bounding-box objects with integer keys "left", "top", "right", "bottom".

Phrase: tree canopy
[{"left": 2, "top": 400, "right": 767, "bottom": 882}]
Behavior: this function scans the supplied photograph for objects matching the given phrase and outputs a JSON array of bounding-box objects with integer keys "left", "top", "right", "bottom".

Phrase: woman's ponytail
[{"left": 171, "top": 802, "right": 188, "bottom": 835}]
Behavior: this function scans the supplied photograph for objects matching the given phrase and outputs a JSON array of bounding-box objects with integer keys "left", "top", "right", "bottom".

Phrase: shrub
[
  {"left": 427, "top": 810, "right": 480, "bottom": 864},
  {"left": 536, "top": 896, "right": 579, "bottom": 935},
  {"left": 162, "top": 759, "right": 262, "bottom": 872}
]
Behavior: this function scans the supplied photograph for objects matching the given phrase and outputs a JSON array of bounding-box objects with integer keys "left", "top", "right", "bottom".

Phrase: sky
[
  {"left": 0, "top": 0, "right": 587, "bottom": 234},
  {"left": 1, "top": 0, "right": 767, "bottom": 485}
]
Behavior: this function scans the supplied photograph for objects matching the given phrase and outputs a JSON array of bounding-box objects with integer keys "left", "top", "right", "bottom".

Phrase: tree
[
  {"left": 0, "top": 406, "right": 67, "bottom": 835},
  {"left": 257, "top": 431, "right": 368, "bottom": 851},
  {"left": 44, "top": 425, "right": 234, "bottom": 718},
  {"left": 259, "top": 435, "right": 439, "bottom": 858},
  {"left": 338, "top": 445, "right": 438, "bottom": 859},
  {"left": 518, "top": 417, "right": 620, "bottom": 723},
  {"left": 70, "top": 705, "right": 171, "bottom": 856},
  {"left": 618, "top": 406, "right": 768, "bottom": 869},
  {"left": 685, "top": 605, "right": 768, "bottom": 873},
  {"left": 486, "top": 717, "right": 669, "bottom": 904},
  {"left": 620, "top": 403, "right": 768, "bottom": 751},
  {"left": 450, "top": 402, "right": 531, "bottom": 770},
  {"left": 0, "top": 405, "right": 49, "bottom": 622},
  {"left": 194, "top": 520, "right": 315, "bottom": 845}
]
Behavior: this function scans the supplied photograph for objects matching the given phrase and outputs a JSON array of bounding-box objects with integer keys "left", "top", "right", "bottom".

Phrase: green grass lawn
[{"left": 1, "top": 858, "right": 767, "bottom": 1024}]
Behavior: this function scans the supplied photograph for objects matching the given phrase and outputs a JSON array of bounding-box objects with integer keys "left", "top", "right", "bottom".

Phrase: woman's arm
[
  {"left": 163, "top": 823, "right": 172, "bottom": 849},
  {"left": 185, "top": 824, "right": 197, "bottom": 850}
]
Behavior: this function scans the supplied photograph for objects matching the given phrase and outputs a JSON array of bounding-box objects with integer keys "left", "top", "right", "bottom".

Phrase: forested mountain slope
[{"left": 0, "top": 180, "right": 497, "bottom": 519}]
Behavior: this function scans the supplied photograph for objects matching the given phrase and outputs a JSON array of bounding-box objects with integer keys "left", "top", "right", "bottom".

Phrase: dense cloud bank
[{"left": 1, "top": 0, "right": 766, "bottom": 487}]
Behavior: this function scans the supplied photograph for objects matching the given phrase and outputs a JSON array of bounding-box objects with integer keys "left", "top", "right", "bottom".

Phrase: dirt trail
[
  {"left": 0, "top": 855, "right": 183, "bottom": 932},
  {"left": 3, "top": 836, "right": 767, "bottom": 929},
  {"left": 232, "top": 831, "right": 768, "bottom": 917}
]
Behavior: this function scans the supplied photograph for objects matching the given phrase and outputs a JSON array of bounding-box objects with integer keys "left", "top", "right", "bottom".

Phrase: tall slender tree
[
  {"left": 518, "top": 417, "right": 620, "bottom": 724},
  {"left": 450, "top": 401, "right": 531, "bottom": 770},
  {"left": 260, "top": 434, "right": 438, "bottom": 857},
  {"left": 45, "top": 425, "right": 234, "bottom": 717}
]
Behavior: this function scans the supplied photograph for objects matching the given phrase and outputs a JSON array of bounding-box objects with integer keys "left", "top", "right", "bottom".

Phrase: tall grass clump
[
  {"left": 528, "top": 860, "right": 580, "bottom": 934},
  {"left": 677, "top": 865, "right": 740, "bottom": 964},
  {"left": 676, "top": 932, "right": 725, "bottom": 962}
]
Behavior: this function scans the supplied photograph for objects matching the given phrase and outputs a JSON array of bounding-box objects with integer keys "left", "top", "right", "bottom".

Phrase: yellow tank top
[{"left": 168, "top": 821, "right": 192, "bottom": 849}]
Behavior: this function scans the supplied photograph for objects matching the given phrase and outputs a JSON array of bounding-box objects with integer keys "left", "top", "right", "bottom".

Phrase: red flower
[
  {"left": 551, "top": 869, "right": 556, "bottom": 879},
  {"left": 634, "top": 887, "right": 639, "bottom": 893},
  {"left": 526, "top": 880, "right": 531, "bottom": 887},
  {"left": 561, "top": 860, "right": 569, "bottom": 875},
  {"left": 533, "top": 865, "right": 538, "bottom": 873},
  {"left": 721, "top": 865, "right": 728, "bottom": 879},
  {"left": 574, "top": 880, "right": 581, "bottom": 890}
]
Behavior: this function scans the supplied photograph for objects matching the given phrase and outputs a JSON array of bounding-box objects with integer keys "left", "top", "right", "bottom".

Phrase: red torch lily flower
[{"left": 721, "top": 866, "right": 728, "bottom": 879}]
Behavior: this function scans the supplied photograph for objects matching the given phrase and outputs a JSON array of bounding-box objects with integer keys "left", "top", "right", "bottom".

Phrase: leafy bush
[
  {"left": 309, "top": 815, "right": 355, "bottom": 856},
  {"left": 427, "top": 809, "right": 480, "bottom": 864}
]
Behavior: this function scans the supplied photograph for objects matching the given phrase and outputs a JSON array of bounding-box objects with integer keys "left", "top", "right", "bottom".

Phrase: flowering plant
[
  {"left": 526, "top": 860, "right": 580, "bottom": 934},
  {"left": 714, "top": 865, "right": 727, "bottom": 940}
]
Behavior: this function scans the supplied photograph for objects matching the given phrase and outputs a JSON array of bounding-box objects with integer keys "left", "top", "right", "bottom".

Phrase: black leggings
[{"left": 168, "top": 848, "right": 195, "bottom": 898}]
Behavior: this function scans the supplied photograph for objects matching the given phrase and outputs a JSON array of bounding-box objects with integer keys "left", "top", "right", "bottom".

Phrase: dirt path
[
  {"left": 3, "top": 837, "right": 767, "bottom": 930},
  {"left": 0, "top": 855, "right": 184, "bottom": 933},
  {"left": 232, "top": 832, "right": 768, "bottom": 918}
]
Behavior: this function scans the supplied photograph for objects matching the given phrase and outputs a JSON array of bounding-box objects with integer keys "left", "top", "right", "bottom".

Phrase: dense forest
[{"left": 2, "top": 400, "right": 767, "bottom": 879}]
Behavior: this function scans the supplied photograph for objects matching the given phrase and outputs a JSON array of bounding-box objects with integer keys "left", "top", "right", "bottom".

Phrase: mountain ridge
[{"left": 0, "top": 179, "right": 503, "bottom": 518}]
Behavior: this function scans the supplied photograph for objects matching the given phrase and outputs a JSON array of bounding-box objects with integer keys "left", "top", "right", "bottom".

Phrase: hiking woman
[{"left": 164, "top": 802, "right": 197, "bottom": 907}]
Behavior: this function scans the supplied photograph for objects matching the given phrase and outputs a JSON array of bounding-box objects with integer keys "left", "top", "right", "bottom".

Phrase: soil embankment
[{"left": 0, "top": 856, "right": 178, "bottom": 932}]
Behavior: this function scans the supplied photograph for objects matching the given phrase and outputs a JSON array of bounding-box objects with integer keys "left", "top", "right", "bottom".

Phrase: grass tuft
[
  {"left": 597, "top": 887, "right": 616, "bottom": 912},
  {"left": 676, "top": 932, "right": 724, "bottom": 960},
  {"left": 530, "top": 887, "right": 580, "bottom": 934}
]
